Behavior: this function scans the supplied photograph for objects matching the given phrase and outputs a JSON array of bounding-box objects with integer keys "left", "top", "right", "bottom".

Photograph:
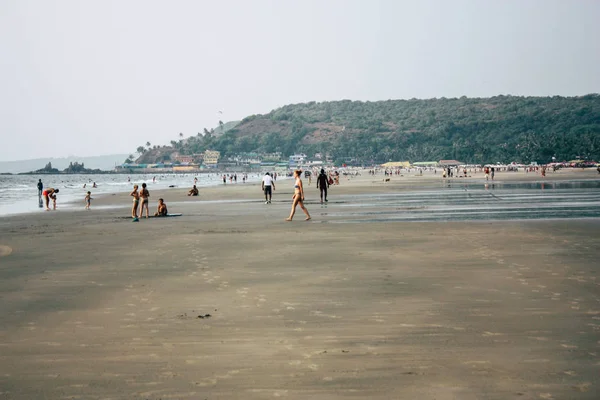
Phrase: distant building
[
  {"left": 175, "top": 155, "right": 195, "bottom": 164},
  {"left": 262, "top": 152, "right": 282, "bottom": 162},
  {"left": 204, "top": 150, "right": 220, "bottom": 166},
  {"left": 289, "top": 153, "right": 307, "bottom": 167},
  {"left": 229, "top": 152, "right": 261, "bottom": 165}
]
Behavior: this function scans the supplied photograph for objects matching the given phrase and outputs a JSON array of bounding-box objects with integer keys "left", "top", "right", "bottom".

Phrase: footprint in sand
[{"left": 0, "top": 245, "right": 12, "bottom": 257}]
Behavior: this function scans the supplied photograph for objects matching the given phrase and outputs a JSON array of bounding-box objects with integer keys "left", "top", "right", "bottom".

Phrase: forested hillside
[{"left": 137, "top": 95, "right": 600, "bottom": 165}]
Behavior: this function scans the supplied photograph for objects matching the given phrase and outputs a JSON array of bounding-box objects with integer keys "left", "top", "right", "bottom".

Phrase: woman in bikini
[
  {"left": 286, "top": 170, "right": 311, "bottom": 221},
  {"left": 130, "top": 185, "right": 140, "bottom": 221},
  {"left": 139, "top": 183, "right": 150, "bottom": 218}
]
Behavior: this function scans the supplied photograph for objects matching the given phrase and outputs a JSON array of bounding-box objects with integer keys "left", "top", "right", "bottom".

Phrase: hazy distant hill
[
  {"left": 134, "top": 95, "right": 600, "bottom": 165},
  {"left": 0, "top": 154, "right": 128, "bottom": 174}
]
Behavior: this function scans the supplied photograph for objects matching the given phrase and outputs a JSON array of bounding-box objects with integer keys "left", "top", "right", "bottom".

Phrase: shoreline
[{"left": 2, "top": 168, "right": 599, "bottom": 220}]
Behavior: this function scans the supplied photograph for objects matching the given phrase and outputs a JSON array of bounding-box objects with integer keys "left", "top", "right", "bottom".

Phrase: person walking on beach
[
  {"left": 491, "top": 167, "right": 495, "bottom": 180},
  {"left": 84, "top": 191, "right": 92, "bottom": 210},
  {"left": 316, "top": 168, "right": 329, "bottom": 204},
  {"left": 286, "top": 170, "right": 311, "bottom": 221},
  {"left": 130, "top": 185, "right": 140, "bottom": 222},
  {"left": 261, "top": 172, "right": 275, "bottom": 204},
  {"left": 37, "top": 179, "right": 43, "bottom": 196},
  {"left": 139, "top": 183, "right": 150, "bottom": 219},
  {"left": 42, "top": 188, "right": 59, "bottom": 211}
]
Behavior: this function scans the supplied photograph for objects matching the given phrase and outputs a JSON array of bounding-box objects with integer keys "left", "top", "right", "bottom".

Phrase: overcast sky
[{"left": 1, "top": 0, "right": 599, "bottom": 161}]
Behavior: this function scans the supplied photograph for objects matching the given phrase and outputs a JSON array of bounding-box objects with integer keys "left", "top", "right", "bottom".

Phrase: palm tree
[
  {"left": 203, "top": 128, "right": 210, "bottom": 136},
  {"left": 179, "top": 132, "right": 184, "bottom": 139},
  {"left": 219, "top": 120, "right": 224, "bottom": 133},
  {"left": 136, "top": 146, "right": 146, "bottom": 154},
  {"left": 146, "top": 141, "right": 151, "bottom": 148}
]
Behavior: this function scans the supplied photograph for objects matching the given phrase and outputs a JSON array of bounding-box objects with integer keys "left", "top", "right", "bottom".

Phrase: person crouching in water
[
  {"left": 188, "top": 185, "right": 199, "bottom": 196},
  {"left": 286, "top": 170, "right": 311, "bottom": 221},
  {"left": 154, "top": 198, "right": 168, "bottom": 217},
  {"left": 42, "top": 188, "right": 59, "bottom": 210}
]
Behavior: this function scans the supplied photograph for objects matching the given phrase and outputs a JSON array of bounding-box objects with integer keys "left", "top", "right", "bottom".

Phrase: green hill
[{"left": 135, "top": 95, "right": 600, "bottom": 165}]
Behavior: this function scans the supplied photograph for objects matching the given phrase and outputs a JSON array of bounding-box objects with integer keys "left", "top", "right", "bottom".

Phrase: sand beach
[{"left": 0, "top": 169, "right": 599, "bottom": 399}]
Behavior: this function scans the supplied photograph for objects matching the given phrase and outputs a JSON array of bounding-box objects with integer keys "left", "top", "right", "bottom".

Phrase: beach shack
[{"left": 380, "top": 161, "right": 411, "bottom": 168}]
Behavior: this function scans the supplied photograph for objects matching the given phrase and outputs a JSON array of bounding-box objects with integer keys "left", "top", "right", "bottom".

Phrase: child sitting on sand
[
  {"left": 84, "top": 191, "right": 92, "bottom": 210},
  {"left": 188, "top": 185, "right": 199, "bottom": 196},
  {"left": 154, "top": 198, "right": 168, "bottom": 217}
]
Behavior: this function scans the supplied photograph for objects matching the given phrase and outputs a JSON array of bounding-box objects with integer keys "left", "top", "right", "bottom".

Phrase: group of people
[
  {"left": 38, "top": 179, "right": 59, "bottom": 211},
  {"left": 259, "top": 168, "right": 331, "bottom": 220},
  {"left": 37, "top": 168, "right": 332, "bottom": 222},
  {"left": 221, "top": 173, "right": 253, "bottom": 184},
  {"left": 130, "top": 183, "right": 167, "bottom": 221},
  {"left": 38, "top": 179, "right": 93, "bottom": 210}
]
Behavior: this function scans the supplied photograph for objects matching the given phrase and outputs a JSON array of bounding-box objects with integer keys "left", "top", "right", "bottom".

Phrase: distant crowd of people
[{"left": 36, "top": 162, "right": 590, "bottom": 221}]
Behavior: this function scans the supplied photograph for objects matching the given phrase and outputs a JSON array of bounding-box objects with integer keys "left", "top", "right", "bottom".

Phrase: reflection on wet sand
[{"left": 320, "top": 180, "right": 600, "bottom": 223}]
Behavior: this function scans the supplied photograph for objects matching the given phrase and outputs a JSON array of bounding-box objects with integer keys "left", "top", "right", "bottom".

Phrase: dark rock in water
[
  {"left": 197, "top": 315, "right": 204, "bottom": 319},
  {"left": 169, "top": 185, "right": 176, "bottom": 188},
  {"left": 204, "top": 314, "right": 211, "bottom": 318}
]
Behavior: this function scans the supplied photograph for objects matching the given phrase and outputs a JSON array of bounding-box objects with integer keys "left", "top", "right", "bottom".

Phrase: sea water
[
  {"left": 321, "top": 180, "right": 600, "bottom": 222},
  {"left": 0, "top": 173, "right": 263, "bottom": 217}
]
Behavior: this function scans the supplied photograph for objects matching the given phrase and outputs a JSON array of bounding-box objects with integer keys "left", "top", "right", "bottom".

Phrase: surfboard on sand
[
  {"left": 149, "top": 213, "right": 183, "bottom": 218},
  {"left": 119, "top": 213, "right": 183, "bottom": 219}
]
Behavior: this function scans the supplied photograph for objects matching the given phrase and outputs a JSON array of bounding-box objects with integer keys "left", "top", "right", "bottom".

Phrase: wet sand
[{"left": 0, "top": 169, "right": 599, "bottom": 399}]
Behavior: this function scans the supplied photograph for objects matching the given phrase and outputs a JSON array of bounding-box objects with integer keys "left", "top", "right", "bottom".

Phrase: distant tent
[{"left": 380, "top": 161, "right": 411, "bottom": 168}]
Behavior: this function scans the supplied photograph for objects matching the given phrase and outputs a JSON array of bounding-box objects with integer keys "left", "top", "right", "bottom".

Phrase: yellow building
[{"left": 203, "top": 150, "right": 220, "bottom": 165}]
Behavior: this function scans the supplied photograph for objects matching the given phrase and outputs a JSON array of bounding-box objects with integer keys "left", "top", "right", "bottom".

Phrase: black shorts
[{"left": 264, "top": 186, "right": 272, "bottom": 195}]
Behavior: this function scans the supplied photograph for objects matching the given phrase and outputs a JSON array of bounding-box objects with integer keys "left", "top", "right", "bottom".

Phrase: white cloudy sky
[{"left": 1, "top": 0, "right": 599, "bottom": 161}]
